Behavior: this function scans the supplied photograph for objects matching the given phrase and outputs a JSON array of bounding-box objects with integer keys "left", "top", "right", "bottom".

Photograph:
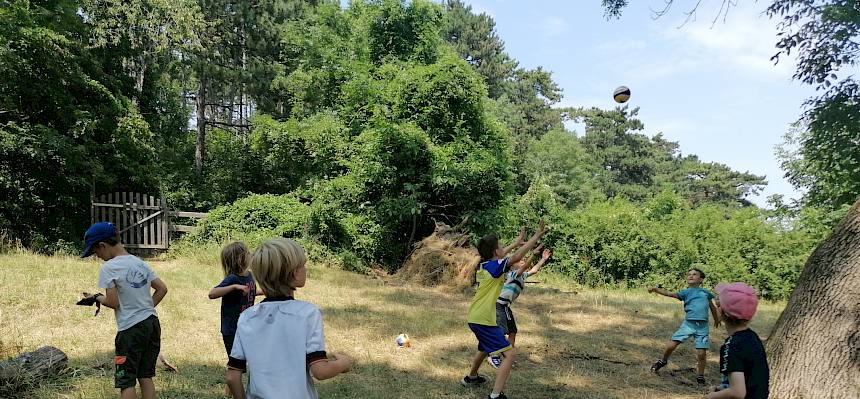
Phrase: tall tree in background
[{"left": 442, "top": 0, "right": 517, "bottom": 99}]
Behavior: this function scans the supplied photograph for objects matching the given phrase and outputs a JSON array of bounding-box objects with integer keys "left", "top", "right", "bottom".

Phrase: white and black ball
[{"left": 613, "top": 86, "right": 631, "bottom": 103}]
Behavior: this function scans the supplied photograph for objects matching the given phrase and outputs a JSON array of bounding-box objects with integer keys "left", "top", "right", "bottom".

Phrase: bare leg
[
  {"left": 696, "top": 349, "right": 707, "bottom": 375},
  {"left": 138, "top": 378, "right": 155, "bottom": 399},
  {"left": 508, "top": 333, "right": 517, "bottom": 347},
  {"left": 468, "top": 351, "right": 487, "bottom": 377},
  {"left": 120, "top": 387, "right": 138, "bottom": 399},
  {"left": 662, "top": 340, "right": 681, "bottom": 362},
  {"left": 491, "top": 347, "right": 517, "bottom": 395}
]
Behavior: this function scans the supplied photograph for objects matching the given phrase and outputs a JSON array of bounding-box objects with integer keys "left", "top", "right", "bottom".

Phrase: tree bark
[
  {"left": 766, "top": 198, "right": 860, "bottom": 398},
  {"left": 195, "top": 77, "right": 207, "bottom": 180},
  {"left": 0, "top": 346, "right": 68, "bottom": 394}
]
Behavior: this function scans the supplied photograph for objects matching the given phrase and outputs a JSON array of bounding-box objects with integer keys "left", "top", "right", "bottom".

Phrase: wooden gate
[{"left": 91, "top": 192, "right": 207, "bottom": 255}]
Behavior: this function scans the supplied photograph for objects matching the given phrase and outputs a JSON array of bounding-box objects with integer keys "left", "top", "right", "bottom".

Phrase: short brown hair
[
  {"left": 250, "top": 238, "right": 307, "bottom": 297},
  {"left": 477, "top": 234, "right": 499, "bottom": 259},
  {"left": 690, "top": 268, "right": 706, "bottom": 279}
]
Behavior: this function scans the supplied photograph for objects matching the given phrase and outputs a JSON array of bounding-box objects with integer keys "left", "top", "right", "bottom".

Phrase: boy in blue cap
[{"left": 80, "top": 222, "right": 169, "bottom": 399}]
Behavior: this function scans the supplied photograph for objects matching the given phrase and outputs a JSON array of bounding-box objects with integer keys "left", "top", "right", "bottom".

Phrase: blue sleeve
[
  {"left": 215, "top": 274, "right": 237, "bottom": 288},
  {"left": 676, "top": 289, "right": 688, "bottom": 301},
  {"left": 707, "top": 290, "right": 715, "bottom": 300},
  {"left": 484, "top": 258, "right": 507, "bottom": 278}
]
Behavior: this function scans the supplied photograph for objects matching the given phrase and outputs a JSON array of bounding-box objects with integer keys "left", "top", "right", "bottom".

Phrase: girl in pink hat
[{"left": 706, "top": 282, "right": 770, "bottom": 399}]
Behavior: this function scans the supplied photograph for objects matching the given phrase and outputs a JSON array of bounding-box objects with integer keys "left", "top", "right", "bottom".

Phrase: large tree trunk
[
  {"left": 0, "top": 346, "right": 67, "bottom": 394},
  {"left": 766, "top": 198, "right": 860, "bottom": 398},
  {"left": 195, "top": 77, "right": 207, "bottom": 180}
]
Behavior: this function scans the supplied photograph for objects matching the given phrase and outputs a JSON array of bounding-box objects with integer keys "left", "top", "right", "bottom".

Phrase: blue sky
[{"left": 461, "top": 0, "right": 814, "bottom": 206}]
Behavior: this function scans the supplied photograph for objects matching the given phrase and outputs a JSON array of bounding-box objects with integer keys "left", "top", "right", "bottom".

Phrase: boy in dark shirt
[{"left": 707, "top": 282, "right": 770, "bottom": 399}]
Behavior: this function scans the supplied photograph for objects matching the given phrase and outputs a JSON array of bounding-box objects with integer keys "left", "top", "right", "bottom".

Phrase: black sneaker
[
  {"left": 487, "top": 393, "right": 508, "bottom": 399},
  {"left": 460, "top": 375, "right": 487, "bottom": 387},
  {"left": 696, "top": 375, "right": 706, "bottom": 387},
  {"left": 650, "top": 359, "right": 667, "bottom": 372}
]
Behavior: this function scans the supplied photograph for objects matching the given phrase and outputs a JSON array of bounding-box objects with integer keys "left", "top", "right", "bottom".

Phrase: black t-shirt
[
  {"left": 719, "top": 328, "right": 770, "bottom": 399},
  {"left": 215, "top": 272, "right": 256, "bottom": 336}
]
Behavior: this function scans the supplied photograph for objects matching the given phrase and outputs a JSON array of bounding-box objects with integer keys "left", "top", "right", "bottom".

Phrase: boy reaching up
[{"left": 461, "top": 221, "right": 546, "bottom": 399}]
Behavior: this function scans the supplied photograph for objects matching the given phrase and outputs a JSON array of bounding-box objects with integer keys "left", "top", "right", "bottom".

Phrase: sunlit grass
[{"left": 0, "top": 252, "right": 783, "bottom": 398}]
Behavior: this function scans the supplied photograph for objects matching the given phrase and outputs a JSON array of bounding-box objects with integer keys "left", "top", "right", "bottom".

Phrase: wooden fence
[{"left": 91, "top": 192, "right": 207, "bottom": 255}]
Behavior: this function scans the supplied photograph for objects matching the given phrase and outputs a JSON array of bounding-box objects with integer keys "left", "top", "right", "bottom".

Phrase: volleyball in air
[{"left": 613, "top": 86, "right": 631, "bottom": 103}]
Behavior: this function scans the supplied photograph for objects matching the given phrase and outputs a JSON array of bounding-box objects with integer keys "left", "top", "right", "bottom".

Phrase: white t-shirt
[
  {"left": 228, "top": 298, "right": 327, "bottom": 399},
  {"left": 97, "top": 255, "right": 158, "bottom": 331}
]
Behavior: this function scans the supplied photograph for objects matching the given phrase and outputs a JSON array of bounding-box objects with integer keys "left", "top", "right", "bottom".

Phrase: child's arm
[
  {"left": 501, "top": 227, "right": 526, "bottom": 255},
  {"left": 510, "top": 220, "right": 547, "bottom": 265},
  {"left": 515, "top": 245, "right": 541, "bottom": 274},
  {"left": 709, "top": 300, "right": 722, "bottom": 328},
  {"left": 310, "top": 352, "right": 353, "bottom": 380},
  {"left": 527, "top": 249, "right": 552, "bottom": 276},
  {"left": 93, "top": 288, "right": 120, "bottom": 310},
  {"left": 647, "top": 287, "right": 680, "bottom": 299},
  {"left": 208, "top": 284, "right": 248, "bottom": 299},
  {"left": 705, "top": 372, "right": 746, "bottom": 398},
  {"left": 226, "top": 368, "right": 246, "bottom": 399},
  {"left": 151, "top": 277, "right": 168, "bottom": 307}
]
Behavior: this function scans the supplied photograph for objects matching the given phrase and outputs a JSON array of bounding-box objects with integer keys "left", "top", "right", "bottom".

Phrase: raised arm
[
  {"left": 527, "top": 249, "right": 552, "bottom": 276},
  {"left": 647, "top": 287, "right": 679, "bottom": 299},
  {"left": 510, "top": 220, "right": 547, "bottom": 265},
  {"left": 502, "top": 227, "right": 526, "bottom": 255},
  {"left": 310, "top": 352, "right": 353, "bottom": 380}
]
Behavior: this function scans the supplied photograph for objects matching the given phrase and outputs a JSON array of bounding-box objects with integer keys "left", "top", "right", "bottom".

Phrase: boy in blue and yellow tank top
[{"left": 461, "top": 221, "right": 546, "bottom": 399}]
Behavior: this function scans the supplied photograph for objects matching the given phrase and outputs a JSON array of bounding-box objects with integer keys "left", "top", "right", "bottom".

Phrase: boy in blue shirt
[{"left": 648, "top": 268, "right": 721, "bottom": 386}]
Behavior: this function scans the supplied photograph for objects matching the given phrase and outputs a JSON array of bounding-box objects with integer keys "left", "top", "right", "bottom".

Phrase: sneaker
[
  {"left": 650, "top": 359, "right": 667, "bottom": 373},
  {"left": 486, "top": 355, "right": 502, "bottom": 369},
  {"left": 487, "top": 393, "right": 508, "bottom": 399},
  {"left": 460, "top": 375, "right": 487, "bottom": 387},
  {"left": 696, "top": 375, "right": 706, "bottom": 387}
]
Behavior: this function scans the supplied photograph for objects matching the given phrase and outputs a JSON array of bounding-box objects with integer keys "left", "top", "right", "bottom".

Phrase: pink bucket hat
[{"left": 715, "top": 282, "right": 759, "bottom": 321}]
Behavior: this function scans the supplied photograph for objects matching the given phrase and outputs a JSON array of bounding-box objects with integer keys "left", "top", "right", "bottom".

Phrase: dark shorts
[
  {"left": 496, "top": 303, "right": 518, "bottom": 335},
  {"left": 114, "top": 315, "right": 161, "bottom": 389},
  {"left": 222, "top": 334, "right": 235, "bottom": 358},
  {"left": 468, "top": 323, "right": 512, "bottom": 356}
]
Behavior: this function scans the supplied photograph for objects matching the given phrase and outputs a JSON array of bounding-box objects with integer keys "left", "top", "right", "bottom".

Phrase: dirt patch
[{"left": 394, "top": 220, "right": 479, "bottom": 289}]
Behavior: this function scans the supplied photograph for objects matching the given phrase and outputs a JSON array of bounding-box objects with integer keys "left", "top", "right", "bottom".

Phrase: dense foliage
[{"left": 0, "top": 0, "right": 837, "bottom": 298}]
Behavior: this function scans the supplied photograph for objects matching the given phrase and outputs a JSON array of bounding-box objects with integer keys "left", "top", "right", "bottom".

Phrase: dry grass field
[{"left": 0, "top": 252, "right": 783, "bottom": 398}]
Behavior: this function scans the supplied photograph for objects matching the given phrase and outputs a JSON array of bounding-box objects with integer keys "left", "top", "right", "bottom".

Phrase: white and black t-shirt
[
  {"left": 228, "top": 297, "right": 328, "bottom": 399},
  {"left": 720, "top": 328, "right": 770, "bottom": 399}
]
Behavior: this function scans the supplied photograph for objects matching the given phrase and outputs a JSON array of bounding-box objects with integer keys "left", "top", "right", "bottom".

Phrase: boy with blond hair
[{"left": 226, "top": 237, "right": 352, "bottom": 399}]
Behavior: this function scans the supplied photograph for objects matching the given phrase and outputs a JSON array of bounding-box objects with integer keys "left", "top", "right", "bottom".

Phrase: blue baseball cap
[{"left": 81, "top": 222, "right": 118, "bottom": 258}]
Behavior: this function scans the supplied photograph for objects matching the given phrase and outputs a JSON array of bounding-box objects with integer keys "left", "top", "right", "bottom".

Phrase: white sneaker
[{"left": 486, "top": 355, "right": 502, "bottom": 369}]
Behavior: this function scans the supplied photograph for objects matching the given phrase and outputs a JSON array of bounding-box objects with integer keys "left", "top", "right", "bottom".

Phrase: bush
[{"left": 192, "top": 194, "right": 311, "bottom": 243}]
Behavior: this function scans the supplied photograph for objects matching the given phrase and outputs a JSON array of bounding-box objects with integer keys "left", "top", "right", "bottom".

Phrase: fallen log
[{"left": 0, "top": 346, "right": 67, "bottom": 394}]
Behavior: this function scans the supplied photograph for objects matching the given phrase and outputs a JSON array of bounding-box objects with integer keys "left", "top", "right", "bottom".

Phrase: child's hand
[
  {"left": 234, "top": 284, "right": 250, "bottom": 294},
  {"left": 331, "top": 352, "right": 353, "bottom": 372},
  {"left": 537, "top": 219, "right": 546, "bottom": 234},
  {"left": 541, "top": 249, "right": 551, "bottom": 260},
  {"left": 714, "top": 318, "right": 721, "bottom": 328},
  {"left": 514, "top": 227, "right": 526, "bottom": 246}
]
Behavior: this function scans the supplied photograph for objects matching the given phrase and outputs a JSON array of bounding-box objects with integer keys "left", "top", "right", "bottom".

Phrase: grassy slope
[{"left": 0, "top": 253, "right": 783, "bottom": 399}]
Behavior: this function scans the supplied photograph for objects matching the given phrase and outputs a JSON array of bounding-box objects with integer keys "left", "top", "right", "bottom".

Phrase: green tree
[
  {"left": 0, "top": 0, "right": 157, "bottom": 246},
  {"left": 442, "top": 0, "right": 517, "bottom": 99}
]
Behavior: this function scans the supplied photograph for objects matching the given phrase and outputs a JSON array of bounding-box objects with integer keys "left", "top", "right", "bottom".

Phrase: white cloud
[
  {"left": 538, "top": 16, "right": 569, "bottom": 37},
  {"left": 656, "top": 5, "right": 796, "bottom": 79}
]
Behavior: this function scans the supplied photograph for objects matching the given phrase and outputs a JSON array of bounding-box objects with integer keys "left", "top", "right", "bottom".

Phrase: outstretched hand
[{"left": 541, "top": 249, "right": 551, "bottom": 260}]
